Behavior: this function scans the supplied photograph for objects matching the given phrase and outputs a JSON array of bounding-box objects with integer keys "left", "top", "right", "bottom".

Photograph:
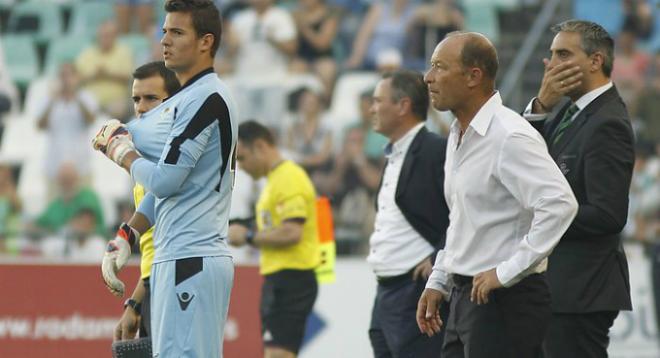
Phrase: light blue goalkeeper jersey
[{"left": 128, "top": 68, "right": 238, "bottom": 263}]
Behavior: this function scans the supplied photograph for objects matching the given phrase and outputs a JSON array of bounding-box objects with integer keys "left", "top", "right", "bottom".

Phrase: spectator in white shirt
[
  {"left": 224, "top": 0, "right": 297, "bottom": 128},
  {"left": 367, "top": 69, "right": 450, "bottom": 357},
  {"left": 37, "top": 62, "right": 98, "bottom": 184},
  {"left": 417, "top": 32, "right": 578, "bottom": 358}
]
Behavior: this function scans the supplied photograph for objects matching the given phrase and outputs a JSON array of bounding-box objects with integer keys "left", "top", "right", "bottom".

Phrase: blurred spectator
[
  {"left": 290, "top": 0, "right": 340, "bottom": 98},
  {"left": 375, "top": 47, "right": 403, "bottom": 73},
  {"left": 320, "top": 125, "right": 383, "bottom": 252},
  {"left": 66, "top": 208, "right": 107, "bottom": 262},
  {"left": 284, "top": 87, "right": 333, "bottom": 186},
  {"left": 36, "top": 62, "right": 98, "bottom": 182},
  {"left": 41, "top": 208, "right": 107, "bottom": 262},
  {"left": 115, "top": 0, "right": 155, "bottom": 35},
  {"left": 111, "top": 199, "right": 135, "bottom": 236},
  {"left": 622, "top": 0, "right": 655, "bottom": 41},
  {"left": 0, "top": 38, "right": 18, "bottom": 146},
  {"left": 611, "top": 29, "right": 650, "bottom": 115},
  {"left": 30, "top": 163, "right": 105, "bottom": 238},
  {"left": 345, "top": 0, "right": 416, "bottom": 70},
  {"left": 635, "top": 51, "right": 660, "bottom": 146},
  {"left": 408, "top": 0, "right": 463, "bottom": 68},
  {"left": 627, "top": 142, "right": 660, "bottom": 333},
  {"left": 224, "top": 0, "right": 297, "bottom": 126},
  {"left": 353, "top": 88, "right": 388, "bottom": 160},
  {"left": 76, "top": 21, "right": 134, "bottom": 119},
  {"left": 0, "top": 163, "right": 21, "bottom": 252}
]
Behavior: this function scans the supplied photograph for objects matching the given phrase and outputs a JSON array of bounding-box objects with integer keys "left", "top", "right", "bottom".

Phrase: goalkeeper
[
  {"left": 93, "top": 1, "right": 238, "bottom": 356},
  {"left": 105, "top": 61, "right": 180, "bottom": 341}
]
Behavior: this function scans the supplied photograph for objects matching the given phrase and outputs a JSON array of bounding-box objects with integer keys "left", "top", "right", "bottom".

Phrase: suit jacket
[
  {"left": 376, "top": 126, "right": 450, "bottom": 251},
  {"left": 529, "top": 86, "right": 634, "bottom": 313}
]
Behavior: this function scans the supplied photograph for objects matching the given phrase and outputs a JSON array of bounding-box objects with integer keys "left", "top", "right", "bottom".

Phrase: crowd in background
[{"left": 0, "top": 0, "right": 656, "bottom": 261}]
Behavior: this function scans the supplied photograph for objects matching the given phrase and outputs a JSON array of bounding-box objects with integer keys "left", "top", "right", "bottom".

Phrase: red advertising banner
[{"left": 0, "top": 261, "right": 263, "bottom": 357}]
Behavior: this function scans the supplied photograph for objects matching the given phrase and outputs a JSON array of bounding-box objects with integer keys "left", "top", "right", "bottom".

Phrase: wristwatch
[
  {"left": 245, "top": 229, "right": 256, "bottom": 246},
  {"left": 124, "top": 298, "right": 141, "bottom": 313}
]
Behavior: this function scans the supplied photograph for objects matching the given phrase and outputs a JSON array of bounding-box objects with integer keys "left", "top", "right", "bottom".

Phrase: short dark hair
[
  {"left": 551, "top": 19, "right": 614, "bottom": 77},
  {"left": 132, "top": 61, "right": 181, "bottom": 96},
  {"left": 165, "top": 0, "right": 222, "bottom": 57},
  {"left": 382, "top": 70, "right": 429, "bottom": 121},
  {"left": 238, "top": 120, "right": 275, "bottom": 146}
]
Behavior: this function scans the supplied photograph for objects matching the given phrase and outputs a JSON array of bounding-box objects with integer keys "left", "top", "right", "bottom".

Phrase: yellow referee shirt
[
  {"left": 256, "top": 160, "right": 320, "bottom": 275},
  {"left": 133, "top": 184, "right": 155, "bottom": 279}
]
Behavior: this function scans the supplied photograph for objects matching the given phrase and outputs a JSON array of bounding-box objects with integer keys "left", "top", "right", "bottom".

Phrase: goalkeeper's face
[
  {"left": 132, "top": 76, "right": 169, "bottom": 117},
  {"left": 162, "top": 12, "right": 207, "bottom": 72}
]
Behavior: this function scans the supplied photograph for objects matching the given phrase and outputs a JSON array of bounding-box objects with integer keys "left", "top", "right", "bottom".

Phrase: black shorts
[
  {"left": 260, "top": 269, "right": 318, "bottom": 354},
  {"left": 139, "top": 277, "right": 151, "bottom": 338}
]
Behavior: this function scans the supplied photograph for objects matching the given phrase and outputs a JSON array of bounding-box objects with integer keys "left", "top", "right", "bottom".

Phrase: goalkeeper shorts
[{"left": 150, "top": 256, "right": 234, "bottom": 358}]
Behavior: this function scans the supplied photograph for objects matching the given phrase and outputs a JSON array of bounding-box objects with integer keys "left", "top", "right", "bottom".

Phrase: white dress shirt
[
  {"left": 426, "top": 92, "right": 578, "bottom": 294},
  {"left": 523, "top": 82, "right": 613, "bottom": 122},
  {"left": 368, "top": 122, "right": 435, "bottom": 277}
]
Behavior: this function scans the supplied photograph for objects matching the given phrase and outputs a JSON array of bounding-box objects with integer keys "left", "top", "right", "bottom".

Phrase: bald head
[
  {"left": 445, "top": 31, "right": 499, "bottom": 83},
  {"left": 425, "top": 31, "right": 499, "bottom": 113}
]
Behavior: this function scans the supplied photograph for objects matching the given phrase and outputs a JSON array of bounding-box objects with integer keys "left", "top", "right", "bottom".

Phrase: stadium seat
[
  {"left": 0, "top": 116, "right": 48, "bottom": 217},
  {"left": 464, "top": 2, "right": 499, "bottom": 44},
  {"left": 328, "top": 71, "right": 379, "bottom": 143},
  {"left": 1, "top": 35, "right": 39, "bottom": 89},
  {"left": 574, "top": 0, "right": 623, "bottom": 35},
  {"left": 464, "top": 0, "right": 519, "bottom": 9},
  {"left": 6, "top": 1, "right": 63, "bottom": 43},
  {"left": 68, "top": 1, "right": 115, "bottom": 37},
  {"left": 43, "top": 35, "right": 91, "bottom": 76},
  {"left": 0, "top": 0, "right": 15, "bottom": 9}
]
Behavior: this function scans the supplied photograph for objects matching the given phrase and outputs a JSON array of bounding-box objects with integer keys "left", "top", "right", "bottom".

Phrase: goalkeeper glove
[
  {"left": 92, "top": 119, "right": 136, "bottom": 166},
  {"left": 102, "top": 223, "right": 139, "bottom": 297}
]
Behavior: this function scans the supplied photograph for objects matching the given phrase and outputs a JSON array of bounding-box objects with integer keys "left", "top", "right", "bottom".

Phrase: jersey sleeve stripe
[{"left": 164, "top": 93, "right": 231, "bottom": 166}]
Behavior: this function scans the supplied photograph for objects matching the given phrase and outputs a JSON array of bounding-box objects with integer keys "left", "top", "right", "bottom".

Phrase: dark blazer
[
  {"left": 376, "top": 126, "right": 450, "bottom": 251},
  {"left": 529, "top": 86, "right": 634, "bottom": 313}
]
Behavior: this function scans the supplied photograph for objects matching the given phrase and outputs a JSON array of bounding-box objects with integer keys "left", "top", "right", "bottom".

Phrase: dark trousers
[
  {"left": 542, "top": 311, "right": 619, "bottom": 358},
  {"left": 370, "top": 274, "right": 448, "bottom": 358},
  {"left": 442, "top": 273, "right": 551, "bottom": 358},
  {"left": 139, "top": 277, "right": 151, "bottom": 338},
  {"left": 652, "top": 243, "right": 660, "bottom": 335}
]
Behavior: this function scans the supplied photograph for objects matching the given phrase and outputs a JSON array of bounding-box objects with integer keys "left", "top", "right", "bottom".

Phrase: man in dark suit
[
  {"left": 367, "top": 69, "right": 449, "bottom": 357},
  {"left": 524, "top": 19, "right": 635, "bottom": 357}
]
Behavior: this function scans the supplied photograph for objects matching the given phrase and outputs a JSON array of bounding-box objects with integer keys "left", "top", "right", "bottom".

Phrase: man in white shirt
[
  {"left": 368, "top": 70, "right": 450, "bottom": 357},
  {"left": 417, "top": 32, "right": 578, "bottom": 358},
  {"left": 523, "top": 20, "right": 635, "bottom": 358}
]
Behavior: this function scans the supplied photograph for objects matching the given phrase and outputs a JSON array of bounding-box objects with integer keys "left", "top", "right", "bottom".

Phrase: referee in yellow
[
  {"left": 112, "top": 61, "right": 180, "bottom": 340},
  {"left": 229, "top": 120, "right": 320, "bottom": 358}
]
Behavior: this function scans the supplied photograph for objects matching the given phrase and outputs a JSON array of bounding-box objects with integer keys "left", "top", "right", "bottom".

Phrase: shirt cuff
[
  {"left": 523, "top": 98, "right": 549, "bottom": 122},
  {"left": 425, "top": 267, "right": 452, "bottom": 296},
  {"left": 495, "top": 261, "right": 520, "bottom": 288}
]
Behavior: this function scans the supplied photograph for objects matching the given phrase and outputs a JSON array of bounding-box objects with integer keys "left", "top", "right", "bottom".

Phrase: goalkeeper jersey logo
[{"left": 177, "top": 291, "right": 195, "bottom": 311}]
